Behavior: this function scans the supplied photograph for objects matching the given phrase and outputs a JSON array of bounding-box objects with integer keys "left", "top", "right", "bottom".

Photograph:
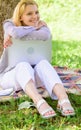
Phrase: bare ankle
[
  {"left": 53, "top": 83, "right": 68, "bottom": 101},
  {"left": 32, "top": 95, "right": 43, "bottom": 105},
  {"left": 58, "top": 96, "right": 68, "bottom": 102}
]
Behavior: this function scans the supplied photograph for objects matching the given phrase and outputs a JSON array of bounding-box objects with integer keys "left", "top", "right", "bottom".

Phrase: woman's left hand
[{"left": 35, "top": 20, "right": 47, "bottom": 30}]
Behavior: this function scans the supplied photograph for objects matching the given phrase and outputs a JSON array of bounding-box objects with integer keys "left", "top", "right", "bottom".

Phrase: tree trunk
[{"left": 0, "top": 0, "right": 20, "bottom": 55}]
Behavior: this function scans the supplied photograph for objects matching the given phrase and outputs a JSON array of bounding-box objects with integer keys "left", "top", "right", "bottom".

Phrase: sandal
[
  {"left": 57, "top": 99, "right": 75, "bottom": 116},
  {"left": 36, "top": 99, "right": 56, "bottom": 119}
]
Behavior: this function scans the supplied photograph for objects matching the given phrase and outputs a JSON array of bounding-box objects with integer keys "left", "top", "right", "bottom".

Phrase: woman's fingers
[
  {"left": 3, "top": 36, "right": 12, "bottom": 48},
  {"left": 4, "top": 41, "right": 12, "bottom": 48},
  {"left": 35, "top": 20, "right": 47, "bottom": 30},
  {"left": 38, "top": 20, "right": 47, "bottom": 26}
]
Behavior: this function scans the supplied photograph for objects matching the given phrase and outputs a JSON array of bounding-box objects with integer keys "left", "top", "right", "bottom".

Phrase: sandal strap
[
  {"left": 37, "top": 99, "right": 45, "bottom": 109},
  {"left": 58, "top": 98, "right": 75, "bottom": 115},
  {"left": 63, "top": 106, "right": 74, "bottom": 111},
  {"left": 58, "top": 99, "right": 70, "bottom": 106},
  {"left": 36, "top": 99, "right": 56, "bottom": 118},
  {"left": 41, "top": 107, "right": 53, "bottom": 116}
]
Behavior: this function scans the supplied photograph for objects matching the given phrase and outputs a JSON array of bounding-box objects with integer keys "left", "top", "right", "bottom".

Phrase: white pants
[{"left": 0, "top": 60, "right": 62, "bottom": 99}]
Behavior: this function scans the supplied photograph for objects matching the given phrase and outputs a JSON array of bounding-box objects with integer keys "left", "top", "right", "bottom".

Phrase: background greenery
[
  {"left": 0, "top": 0, "right": 81, "bottom": 130},
  {"left": 36, "top": 0, "right": 81, "bottom": 68},
  {"left": 37, "top": 0, "right": 81, "bottom": 41}
]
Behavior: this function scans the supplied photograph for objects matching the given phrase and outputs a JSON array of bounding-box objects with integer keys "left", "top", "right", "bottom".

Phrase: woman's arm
[
  {"left": 3, "top": 19, "right": 52, "bottom": 47},
  {"left": 21, "top": 20, "right": 52, "bottom": 40},
  {"left": 3, "top": 19, "right": 36, "bottom": 48},
  {"left": 23, "top": 26, "right": 52, "bottom": 41},
  {"left": 3, "top": 20, "right": 36, "bottom": 38}
]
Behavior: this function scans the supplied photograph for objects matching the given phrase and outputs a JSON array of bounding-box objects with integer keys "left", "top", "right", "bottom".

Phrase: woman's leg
[
  {"left": 53, "top": 84, "right": 75, "bottom": 116},
  {"left": 1, "top": 62, "right": 55, "bottom": 117},
  {"left": 53, "top": 84, "right": 68, "bottom": 100},
  {"left": 34, "top": 60, "right": 62, "bottom": 99},
  {"left": 15, "top": 62, "right": 56, "bottom": 118},
  {"left": 34, "top": 60, "right": 75, "bottom": 116},
  {"left": 24, "top": 79, "right": 56, "bottom": 118}
]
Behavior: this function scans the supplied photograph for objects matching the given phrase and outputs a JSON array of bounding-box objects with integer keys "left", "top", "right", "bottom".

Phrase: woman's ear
[
  {"left": 20, "top": 17, "right": 22, "bottom": 21},
  {"left": 20, "top": 15, "right": 23, "bottom": 21}
]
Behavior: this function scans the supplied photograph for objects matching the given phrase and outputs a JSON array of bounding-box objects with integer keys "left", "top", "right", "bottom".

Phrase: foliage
[
  {"left": 36, "top": 0, "right": 81, "bottom": 41},
  {"left": 36, "top": 0, "right": 81, "bottom": 68}
]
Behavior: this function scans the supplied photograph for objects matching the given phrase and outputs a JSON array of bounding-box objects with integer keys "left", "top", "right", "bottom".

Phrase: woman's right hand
[{"left": 3, "top": 35, "right": 12, "bottom": 48}]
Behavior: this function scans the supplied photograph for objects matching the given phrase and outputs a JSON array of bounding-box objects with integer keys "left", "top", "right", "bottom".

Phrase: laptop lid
[{"left": 8, "top": 38, "right": 52, "bottom": 67}]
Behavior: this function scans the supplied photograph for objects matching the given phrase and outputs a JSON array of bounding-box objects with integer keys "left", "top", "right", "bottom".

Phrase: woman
[{"left": 0, "top": 0, "right": 75, "bottom": 118}]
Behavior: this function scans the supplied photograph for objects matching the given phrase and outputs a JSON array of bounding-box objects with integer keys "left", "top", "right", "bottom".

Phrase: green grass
[
  {"left": 0, "top": 95, "right": 81, "bottom": 130},
  {"left": 0, "top": 0, "right": 81, "bottom": 130},
  {"left": 51, "top": 40, "right": 81, "bottom": 68}
]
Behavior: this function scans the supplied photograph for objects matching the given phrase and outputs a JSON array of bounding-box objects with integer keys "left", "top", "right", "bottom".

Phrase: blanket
[{"left": 0, "top": 66, "right": 81, "bottom": 101}]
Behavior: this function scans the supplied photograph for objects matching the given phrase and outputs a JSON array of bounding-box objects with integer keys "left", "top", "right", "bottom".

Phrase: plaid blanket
[
  {"left": 54, "top": 66, "right": 81, "bottom": 94},
  {"left": 0, "top": 66, "right": 81, "bottom": 101}
]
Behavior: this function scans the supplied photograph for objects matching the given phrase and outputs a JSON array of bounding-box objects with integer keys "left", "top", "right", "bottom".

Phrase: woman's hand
[
  {"left": 35, "top": 20, "right": 47, "bottom": 30},
  {"left": 3, "top": 35, "right": 12, "bottom": 48}
]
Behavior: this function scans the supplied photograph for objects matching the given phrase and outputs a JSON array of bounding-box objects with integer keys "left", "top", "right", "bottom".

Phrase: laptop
[{"left": 8, "top": 38, "right": 52, "bottom": 68}]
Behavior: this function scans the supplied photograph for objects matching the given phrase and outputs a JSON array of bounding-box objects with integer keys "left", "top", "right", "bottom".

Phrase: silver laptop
[{"left": 8, "top": 38, "right": 52, "bottom": 67}]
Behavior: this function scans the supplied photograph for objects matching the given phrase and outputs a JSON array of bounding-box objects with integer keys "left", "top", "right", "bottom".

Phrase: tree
[{"left": 0, "top": 0, "right": 20, "bottom": 54}]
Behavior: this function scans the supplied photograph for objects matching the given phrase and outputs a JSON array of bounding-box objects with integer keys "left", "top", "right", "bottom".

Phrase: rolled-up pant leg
[
  {"left": 34, "top": 60, "right": 63, "bottom": 99},
  {"left": 0, "top": 62, "right": 35, "bottom": 92},
  {"left": 15, "top": 62, "right": 35, "bottom": 91},
  {"left": 0, "top": 69, "right": 17, "bottom": 90}
]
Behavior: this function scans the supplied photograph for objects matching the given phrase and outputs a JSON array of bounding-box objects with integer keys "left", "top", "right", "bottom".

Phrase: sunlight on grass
[
  {"left": 51, "top": 40, "right": 81, "bottom": 68},
  {"left": 37, "top": 0, "right": 81, "bottom": 41}
]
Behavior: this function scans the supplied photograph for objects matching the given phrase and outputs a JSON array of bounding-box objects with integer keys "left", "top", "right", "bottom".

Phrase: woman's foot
[
  {"left": 36, "top": 99, "right": 56, "bottom": 119},
  {"left": 57, "top": 98, "right": 75, "bottom": 116}
]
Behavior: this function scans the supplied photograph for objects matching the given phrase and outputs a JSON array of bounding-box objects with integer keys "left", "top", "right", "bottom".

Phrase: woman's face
[{"left": 20, "top": 4, "right": 40, "bottom": 26}]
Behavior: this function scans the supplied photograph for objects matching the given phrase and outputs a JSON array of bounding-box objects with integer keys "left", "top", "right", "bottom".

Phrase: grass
[
  {"left": 0, "top": 95, "right": 81, "bottom": 130},
  {"left": 51, "top": 40, "right": 81, "bottom": 68},
  {"left": 0, "top": 0, "right": 81, "bottom": 130}
]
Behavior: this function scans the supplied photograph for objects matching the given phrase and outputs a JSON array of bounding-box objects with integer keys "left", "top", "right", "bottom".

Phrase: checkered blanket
[{"left": 0, "top": 66, "right": 81, "bottom": 101}]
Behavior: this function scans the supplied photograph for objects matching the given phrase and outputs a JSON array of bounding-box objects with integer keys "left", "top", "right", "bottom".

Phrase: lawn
[
  {"left": 0, "top": 94, "right": 81, "bottom": 130},
  {"left": 51, "top": 40, "right": 81, "bottom": 68},
  {"left": 0, "top": 0, "right": 81, "bottom": 130}
]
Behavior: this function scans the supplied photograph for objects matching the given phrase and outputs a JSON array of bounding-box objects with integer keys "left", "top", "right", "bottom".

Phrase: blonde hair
[{"left": 12, "top": 0, "right": 38, "bottom": 26}]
